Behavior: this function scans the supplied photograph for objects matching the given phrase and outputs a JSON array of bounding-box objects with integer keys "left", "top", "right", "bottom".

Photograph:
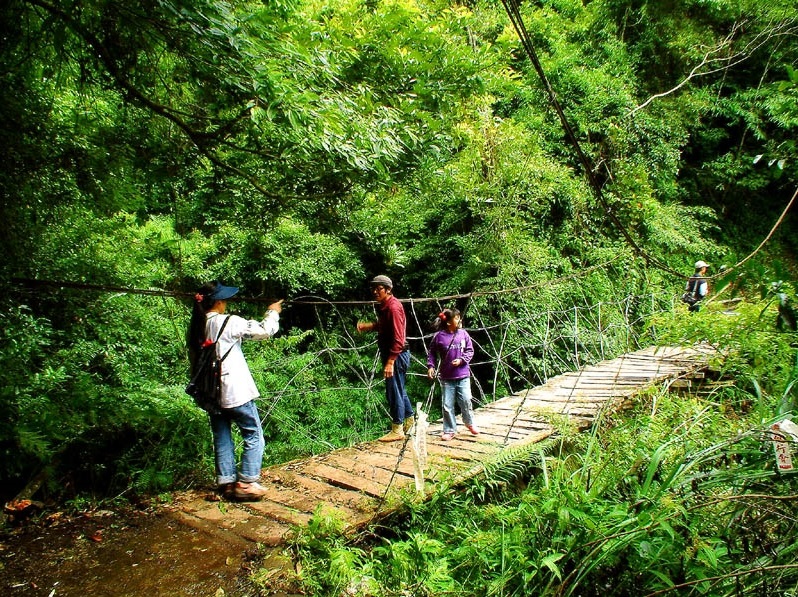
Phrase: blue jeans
[
  {"left": 385, "top": 350, "right": 413, "bottom": 424},
  {"left": 441, "top": 377, "right": 475, "bottom": 434},
  {"left": 209, "top": 399, "right": 264, "bottom": 485}
]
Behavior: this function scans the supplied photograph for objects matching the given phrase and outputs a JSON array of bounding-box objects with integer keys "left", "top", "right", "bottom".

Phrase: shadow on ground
[{"left": 0, "top": 503, "right": 300, "bottom": 597}]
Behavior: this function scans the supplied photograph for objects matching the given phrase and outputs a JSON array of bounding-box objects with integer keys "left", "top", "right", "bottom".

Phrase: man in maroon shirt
[{"left": 356, "top": 275, "right": 414, "bottom": 441}]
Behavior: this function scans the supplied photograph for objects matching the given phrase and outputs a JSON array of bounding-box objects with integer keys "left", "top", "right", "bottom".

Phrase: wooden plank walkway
[{"left": 171, "top": 344, "right": 713, "bottom": 546}]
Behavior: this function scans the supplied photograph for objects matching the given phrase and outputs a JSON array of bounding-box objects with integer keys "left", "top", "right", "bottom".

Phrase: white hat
[{"left": 694, "top": 260, "right": 708, "bottom": 269}]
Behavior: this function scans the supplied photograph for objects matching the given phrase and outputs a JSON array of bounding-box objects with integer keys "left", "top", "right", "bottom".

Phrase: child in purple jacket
[{"left": 427, "top": 308, "right": 480, "bottom": 441}]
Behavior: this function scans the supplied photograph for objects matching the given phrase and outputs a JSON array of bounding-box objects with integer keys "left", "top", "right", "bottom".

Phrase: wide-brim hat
[
  {"left": 369, "top": 275, "right": 393, "bottom": 289},
  {"left": 207, "top": 281, "right": 239, "bottom": 301}
]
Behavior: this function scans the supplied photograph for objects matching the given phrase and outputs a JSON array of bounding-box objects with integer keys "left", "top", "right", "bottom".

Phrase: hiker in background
[
  {"left": 356, "top": 275, "right": 414, "bottom": 442},
  {"left": 682, "top": 260, "right": 709, "bottom": 312},
  {"left": 187, "top": 281, "right": 283, "bottom": 501},
  {"left": 427, "top": 308, "right": 480, "bottom": 441}
]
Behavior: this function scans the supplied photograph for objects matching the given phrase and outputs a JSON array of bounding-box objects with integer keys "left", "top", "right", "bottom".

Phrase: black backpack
[
  {"left": 681, "top": 276, "right": 702, "bottom": 306},
  {"left": 185, "top": 316, "right": 234, "bottom": 414}
]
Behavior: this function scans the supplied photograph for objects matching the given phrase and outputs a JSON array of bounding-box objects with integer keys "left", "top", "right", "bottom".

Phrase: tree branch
[
  {"left": 627, "top": 19, "right": 798, "bottom": 118},
  {"left": 24, "top": 0, "right": 313, "bottom": 202}
]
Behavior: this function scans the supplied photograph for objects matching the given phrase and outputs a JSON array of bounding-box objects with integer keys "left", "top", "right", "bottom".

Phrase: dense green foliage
[{"left": 0, "top": 0, "right": 797, "bottom": 590}]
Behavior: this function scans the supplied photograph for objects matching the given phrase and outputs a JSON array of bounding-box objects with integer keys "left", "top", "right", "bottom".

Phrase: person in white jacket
[{"left": 188, "top": 281, "right": 283, "bottom": 501}]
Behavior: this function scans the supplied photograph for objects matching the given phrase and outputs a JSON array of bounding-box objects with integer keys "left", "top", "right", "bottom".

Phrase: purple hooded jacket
[{"left": 427, "top": 328, "right": 474, "bottom": 380}]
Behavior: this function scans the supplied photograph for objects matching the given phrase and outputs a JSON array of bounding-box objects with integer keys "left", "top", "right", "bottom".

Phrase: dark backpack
[
  {"left": 185, "top": 316, "right": 233, "bottom": 414},
  {"left": 681, "top": 276, "right": 702, "bottom": 306}
]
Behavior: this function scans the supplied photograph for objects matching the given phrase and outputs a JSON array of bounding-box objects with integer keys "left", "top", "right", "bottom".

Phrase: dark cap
[
  {"left": 207, "top": 281, "right": 239, "bottom": 301},
  {"left": 369, "top": 275, "right": 393, "bottom": 289}
]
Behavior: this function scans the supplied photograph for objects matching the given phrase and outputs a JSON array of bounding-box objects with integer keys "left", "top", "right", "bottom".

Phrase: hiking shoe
[
  {"left": 234, "top": 481, "right": 268, "bottom": 501},
  {"left": 402, "top": 416, "right": 415, "bottom": 435},
  {"left": 466, "top": 425, "right": 480, "bottom": 436},
  {"left": 379, "top": 424, "right": 405, "bottom": 442},
  {"left": 441, "top": 432, "right": 455, "bottom": 441},
  {"left": 219, "top": 482, "right": 236, "bottom": 500}
]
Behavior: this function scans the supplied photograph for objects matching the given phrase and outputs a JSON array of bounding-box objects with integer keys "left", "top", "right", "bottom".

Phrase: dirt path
[{"left": 0, "top": 497, "right": 298, "bottom": 597}]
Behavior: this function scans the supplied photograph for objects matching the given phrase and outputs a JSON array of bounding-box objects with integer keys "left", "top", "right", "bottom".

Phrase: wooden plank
[
  {"left": 319, "top": 453, "right": 414, "bottom": 486},
  {"left": 555, "top": 383, "right": 644, "bottom": 389},
  {"left": 506, "top": 387, "right": 638, "bottom": 402},
  {"left": 177, "top": 507, "right": 290, "bottom": 546},
  {"left": 548, "top": 391, "right": 636, "bottom": 398},
  {"left": 481, "top": 402, "right": 563, "bottom": 418},
  {"left": 347, "top": 446, "right": 438, "bottom": 481},
  {"left": 526, "top": 397, "right": 616, "bottom": 407},
  {"left": 475, "top": 407, "right": 550, "bottom": 424},
  {"left": 557, "top": 380, "right": 656, "bottom": 387},
  {"left": 451, "top": 425, "right": 528, "bottom": 441},
  {"left": 514, "top": 400, "right": 606, "bottom": 412},
  {"left": 241, "top": 498, "right": 314, "bottom": 526},
  {"left": 533, "top": 406, "right": 604, "bottom": 417},
  {"left": 553, "top": 370, "right": 681, "bottom": 382},
  {"left": 483, "top": 420, "right": 553, "bottom": 433},
  {"left": 472, "top": 418, "right": 546, "bottom": 432},
  {"left": 178, "top": 499, "right": 254, "bottom": 528},
  {"left": 354, "top": 432, "right": 496, "bottom": 464},
  {"left": 244, "top": 478, "right": 366, "bottom": 522},
  {"left": 268, "top": 469, "right": 378, "bottom": 514},
  {"left": 235, "top": 519, "right": 293, "bottom": 546},
  {"left": 574, "top": 358, "right": 688, "bottom": 369},
  {"left": 423, "top": 440, "right": 495, "bottom": 462},
  {"left": 489, "top": 428, "right": 555, "bottom": 451},
  {"left": 345, "top": 448, "right": 422, "bottom": 478},
  {"left": 366, "top": 435, "right": 488, "bottom": 460},
  {"left": 555, "top": 378, "right": 658, "bottom": 386},
  {"left": 544, "top": 391, "right": 636, "bottom": 399},
  {"left": 545, "top": 395, "right": 635, "bottom": 404},
  {"left": 298, "top": 461, "right": 390, "bottom": 498},
  {"left": 419, "top": 433, "right": 507, "bottom": 455}
]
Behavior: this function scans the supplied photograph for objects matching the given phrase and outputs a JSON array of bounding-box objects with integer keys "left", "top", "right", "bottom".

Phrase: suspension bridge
[{"left": 170, "top": 342, "right": 716, "bottom": 547}]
